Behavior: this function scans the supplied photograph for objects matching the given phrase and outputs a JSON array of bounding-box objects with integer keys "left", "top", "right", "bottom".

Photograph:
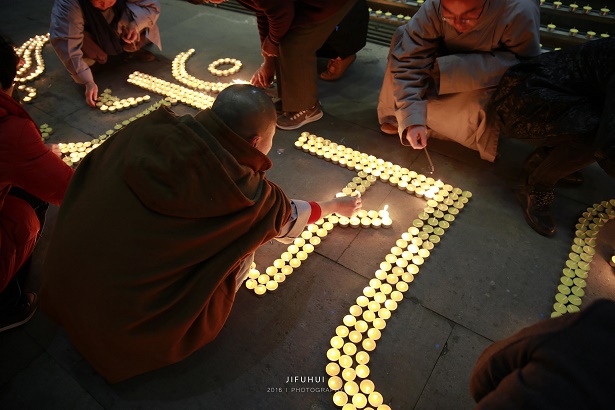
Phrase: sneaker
[
  {"left": 516, "top": 184, "right": 556, "bottom": 236},
  {"left": 0, "top": 292, "right": 38, "bottom": 333},
  {"left": 276, "top": 102, "right": 323, "bottom": 130},
  {"left": 380, "top": 123, "right": 398, "bottom": 135},
  {"left": 320, "top": 54, "right": 356, "bottom": 81}
]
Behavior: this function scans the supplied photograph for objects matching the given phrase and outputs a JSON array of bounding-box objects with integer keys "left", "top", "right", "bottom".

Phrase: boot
[{"left": 516, "top": 183, "right": 556, "bottom": 236}]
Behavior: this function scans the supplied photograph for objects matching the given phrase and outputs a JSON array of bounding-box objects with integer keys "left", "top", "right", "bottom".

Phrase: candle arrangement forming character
[
  {"left": 13, "top": 33, "right": 50, "bottom": 103},
  {"left": 551, "top": 199, "right": 615, "bottom": 317},
  {"left": 95, "top": 88, "right": 151, "bottom": 113},
  {"left": 56, "top": 99, "right": 170, "bottom": 167},
  {"left": 251, "top": 131, "right": 472, "bottom": 409},
  {"left": 172, "top": 49, "right": 241, "bottom": 93},
  {"left": 127, "top": 71, "right": 215, "bottom": 110}
]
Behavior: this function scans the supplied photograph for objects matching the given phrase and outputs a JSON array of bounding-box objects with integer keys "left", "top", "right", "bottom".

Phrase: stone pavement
[{"left": 1, "top": 1, "right": 614, "bottom": 409}]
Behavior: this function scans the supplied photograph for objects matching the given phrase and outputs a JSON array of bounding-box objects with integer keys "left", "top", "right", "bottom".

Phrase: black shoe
[
  {"left": 516, "top": 184, "right": 556, "bottom": 236},
  {"left": 0, "top": 292, "right": 38, "bottom": 333}
]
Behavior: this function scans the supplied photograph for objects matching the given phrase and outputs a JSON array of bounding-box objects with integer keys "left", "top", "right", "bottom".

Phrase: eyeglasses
[{"left": 439, "top": 0, "right": 488, "bottom": 24}]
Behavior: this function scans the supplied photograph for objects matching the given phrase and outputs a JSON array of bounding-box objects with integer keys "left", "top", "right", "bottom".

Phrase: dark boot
[{"left": 516, "top": 183, "right": 556, "bottom": 236}]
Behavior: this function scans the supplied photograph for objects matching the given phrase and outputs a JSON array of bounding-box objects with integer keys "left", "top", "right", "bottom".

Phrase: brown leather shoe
[{"left": 320, "top": 54, "right": 356, "bottom": 81}]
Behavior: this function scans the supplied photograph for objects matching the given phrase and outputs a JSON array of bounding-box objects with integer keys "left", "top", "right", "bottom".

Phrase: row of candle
[
  {"left": 327, "top": 196, "right": 471, "bottom": 408},
  {"left": 127, "top": 71, "right": 215, "bottom": 110},
  {"left": 208, "top": 57, "right": 243, "bottom": 77},
  {"left": 96, "top": 88, "right": 151, "bottom": 112},
  {"left": 245, "top": 213, "right": 355, "bottom": 296},
  {"left": 246, "top": 170, "right": 383, "bottom": 295},
  {"left": 545, "top": 24, "right": 610, "bottom": 39},
  {"left": 298, "top": 131, "right": 471, "bottom": 408},
  {"left": 14, "top": 33, "right": 49, "bottom": 84},
  {"left": 17, "top": 84, "right": 38, "bottom": 103},
  {"left": 171, "top": 49, "right": 235, "bottom": 93},
  {"left": 552, "top": 199, "right": 615, "bottom": 317},
  {"left": 541, "top": 1, "right": 610, "bottom": 15},
  {"left": 39, "top": 123, "right": 53, "bottom": 141},
  {"left": 56, "top": 99, "right": 168, "bottom": 167},
  {"left": 296, "top": 133, "right": 470, "bottom": 203}
]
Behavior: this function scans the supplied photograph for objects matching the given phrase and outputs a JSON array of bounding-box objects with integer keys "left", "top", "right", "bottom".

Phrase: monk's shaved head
[{"left": 212, "top": 84, "right": 277, "bottom": 143}]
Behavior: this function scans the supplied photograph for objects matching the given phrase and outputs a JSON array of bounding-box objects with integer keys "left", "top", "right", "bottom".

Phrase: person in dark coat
[
  {"left": 493, "top": 38, "right": 615, "bottom": 236},
  {"left": 470, "top": 299, "right": 615, "bottom": 409}
]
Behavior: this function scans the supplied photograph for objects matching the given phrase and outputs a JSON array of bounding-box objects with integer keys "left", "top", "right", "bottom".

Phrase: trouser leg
[
  {"left": 528, "top": 142, "right": 596, "bottom": 189},
  {"left": 277, "top": 0, "right": 358, "bottom": 112},
  {"left": 0, "top": 196, "right": 40, "bottom": 311}
]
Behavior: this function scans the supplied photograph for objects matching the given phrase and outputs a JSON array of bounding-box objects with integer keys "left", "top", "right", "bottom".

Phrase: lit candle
[
  {"left": 349, "top": 330, "right": 363, "bottom": 343},
  {"left": 378, "top": 205, "right": 389, "bottom": 219},
  {"left": 368, "top": 392, "right": 384, "bottom": 407},
  {"left": 344, "top": 380, "right": 359, "bottom": 396},
  {"left": 254, "top": 284, "right": 266, "bottom": 296},
  {"left": 356, "top": 364, "right": 370, "bottom": 379},
  {"left": 350, "top": 217, "right": 361, "bottom": 228},
  {"left": 360, "top": 379, "right": 375, "bottom": 394},
  {"left": 352, "top": 393, "right": 368, "bottom": 408},
  {"left": 266, "top": 280, "right": 278, "bottom": 292},
  {"left": 339, "top": 354, "right": 353, "bottom": 368},
  {"left": 326, "top": 362, "right": 340, "bottom": 376},
  {"left": 342, "top": 368, "right": 356, "bottom": 382},
  {"left": 343, "top": 342, "right": 357, "bottom": 356},
  {"left": 356, "top": 295, "right": 369, "bottom": 307},
  {"left": 329, "top": 375, "right": 343, "bottom": 390},
  {"left": 356, "top": 351, "right": 370, "bottom": 365},
  {"left": 331, "top": 336, "right": 345, "bottom": 349},
  {"left": 362, "top": 338, "right": 376, "bottom": 351},
  {"left": 336, "top": 325, "right": 350, "bottom": 337}
]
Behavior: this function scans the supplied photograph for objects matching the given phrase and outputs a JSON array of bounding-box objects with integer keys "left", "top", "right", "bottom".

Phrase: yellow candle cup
[
  {"left": 326, "top": 362, "right": 341, "bottom": 376},
  {"left": 360, "top": 379, "right": 375, "bottom": 394},
  {"left": 356, "top": 351, "right": 370, "bottom": 365},
  {"left": 356, "top": 364, "right": 370, "bottom": 379},
  {"left": 329, "top": 375, "right": 343, "bottom": 390}
]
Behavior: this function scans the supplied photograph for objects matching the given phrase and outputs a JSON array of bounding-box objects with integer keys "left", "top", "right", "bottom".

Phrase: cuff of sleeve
[
  {"left": 307, "top": 201, "right": 322, "bottom": 224},
  {"left": 72, "top": 67, "right": 94, "bottom": 85},
  {"left": 285, "top": 199, "right": 311, "bottom": 239},
  {"left": 262, "top": 37, "right": 279, "bottom": 57}
]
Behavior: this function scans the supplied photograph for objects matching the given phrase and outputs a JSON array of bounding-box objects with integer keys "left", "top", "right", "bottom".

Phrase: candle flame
[{"left": 384, "top": 205, "right": 388, "bottom": 211}]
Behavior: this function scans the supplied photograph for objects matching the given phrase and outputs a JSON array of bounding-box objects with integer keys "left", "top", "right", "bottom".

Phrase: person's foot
[
  {"left": 516, "top": 183, "right": 556, "bottom": 236},
  {"left": 380, "top": 123, "right": 398, "bottom": 135},
  {"left": 276, "top": 102, "right": 323, "bottom": 130},
  {"left": 0, "top": 292, "right": 38, "bottom": 333},
  {"left": 320, "top": 54, "right": 357, "bottom": 81}
]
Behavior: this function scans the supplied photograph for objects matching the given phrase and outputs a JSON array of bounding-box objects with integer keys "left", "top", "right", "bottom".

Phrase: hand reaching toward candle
[
  {"left": 84, "top": 81, "right": 98, "bottom": 107},
  {"left": 251, "top": 56, "right": 275, "bottom": 89},
  {"left": 318, "top": 196, "right": 362, "bottom": 218},
  {"left": 404, "top": 125, "right": 428, "bottom": 149},
  {"left": 121, "top": 22, "right": 140, "bottom": 46}
]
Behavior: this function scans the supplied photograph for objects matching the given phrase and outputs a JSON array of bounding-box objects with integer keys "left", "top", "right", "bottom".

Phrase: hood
[{"left": 121, "top": 107, "right": 273, "bottom": 218}]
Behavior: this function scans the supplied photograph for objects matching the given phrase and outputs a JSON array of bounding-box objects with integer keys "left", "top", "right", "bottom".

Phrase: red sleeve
[
  {"left": 237, "top": 0, "right": 294, "bottom": 57},
  {"left": 8, "top": 119, "right": 74, "bottom": 206},
  {"left": 307, "top": 201, "right": 322, "bottom": 224}
]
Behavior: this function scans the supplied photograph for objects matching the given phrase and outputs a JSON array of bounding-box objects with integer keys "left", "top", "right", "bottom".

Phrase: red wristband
[{"left": 307, "top": 201, "right": 322, "bottom": 224}]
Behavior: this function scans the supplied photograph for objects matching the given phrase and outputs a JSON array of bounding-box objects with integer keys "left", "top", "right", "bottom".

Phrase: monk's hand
[
  {"left": 122, "top": 22, "right": 140, "bottom": 45},
  {"left": 251, "top": 56, "right": 275, "bottom": 88},
  {"left": 315, "top": 196, "right": 362, "bottom": 218},
  {"left": 404, "top": 125, "right": 428, "bottom": 149},
  {"left": 48, "top": 143, "right": 62, "bottom": 158},
  {"left": 85, "top": 81, "right": 98, "bottom": 108}
]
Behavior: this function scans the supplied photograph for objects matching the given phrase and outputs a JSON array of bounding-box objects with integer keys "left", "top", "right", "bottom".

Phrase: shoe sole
[{"left": 276, "top": 111, "right": 324, "bottom": 131}]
